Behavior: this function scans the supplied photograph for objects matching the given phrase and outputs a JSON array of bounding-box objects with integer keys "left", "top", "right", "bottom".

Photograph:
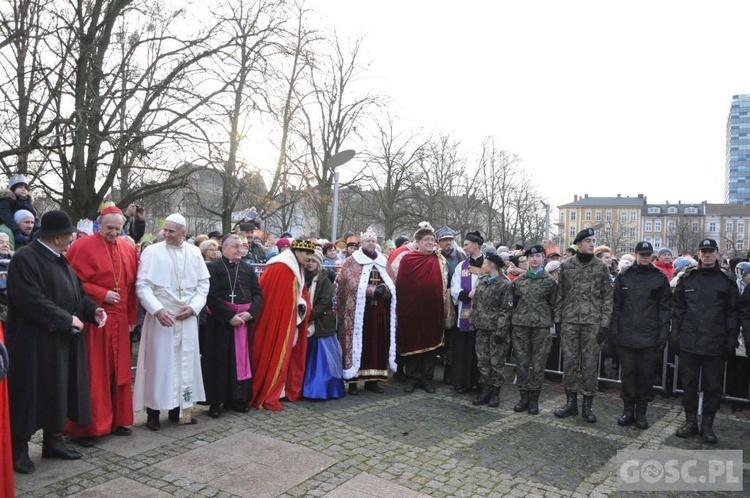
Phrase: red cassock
[
  {"left": 64, "top": 234, "right": 138, "bottom": 436},
  {"left": 250, "top": 263, "right": 309, "bottom": 411},
  {"left": 1, "top": 324, "right": 14, "bottom": 497}
]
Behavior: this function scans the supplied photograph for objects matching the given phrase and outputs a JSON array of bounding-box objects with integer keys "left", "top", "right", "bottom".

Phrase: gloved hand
[
  {"left": 596, "top": 326, "right": 609, "bottom": 347},
  {"left": 297, "top": 303, "right": 306, "bottom": 318},
  {"left": 0, "top": 341, "right": 8, "bottom": 381},
  {"left": 493, "top": 335, "right": 504, "bottom": 345},
  {"left": 373, "top": 284, "right": 386, "bottom": 299}
]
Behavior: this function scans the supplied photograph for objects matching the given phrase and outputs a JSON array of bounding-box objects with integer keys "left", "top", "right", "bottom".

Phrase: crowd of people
[{"left": 1, "top": 174, "right": 750, "bottom": 488}]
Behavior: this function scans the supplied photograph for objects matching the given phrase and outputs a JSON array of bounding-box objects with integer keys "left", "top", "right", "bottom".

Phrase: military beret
[
  {"left": 524, "top": 244, "right": 545, "bottom": 257},
  {"left": 573, "top": 228, "right": 595, "bottom": 244}
]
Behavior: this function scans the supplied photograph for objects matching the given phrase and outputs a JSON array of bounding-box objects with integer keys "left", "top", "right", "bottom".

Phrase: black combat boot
[
  {"left": 554, "top": 390, "right": 578, "bottom": 418},
  {"left": 487, "top": 386, "right": 501, "bottom": 407},
  {"left": 676, "top": 413, "right": 699, "bottom": 438},
  {"left": 581, "top": 395, "right": 597, "bottom": 423},
  {"left": 635, "top": 402, "right": 649, "bottom": 430},
  {"left": 41, "top": 432, "right": 82, "bottom": 460},
  {"left": 12, "top": 439, "right": 35, "bottom": 474},
  {"left": 513, "top": 389, "right": 530, "bottom": 412},
  {"left": 472, "top": 384, "right": 490, "bottom": 405},
  {"left": 528, "top": 390, "right": 541, "bottom": 415},
  {"left": 618, "top": 401, "right": 636, "bottom": 426},
  {"left": 701, "top": 413, "right": 718, "bottom": 444}
]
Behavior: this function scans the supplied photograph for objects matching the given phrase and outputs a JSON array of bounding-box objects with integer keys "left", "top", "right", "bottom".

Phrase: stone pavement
[{"left": 12, "top": 369, "right": 750, "bottom": 497}]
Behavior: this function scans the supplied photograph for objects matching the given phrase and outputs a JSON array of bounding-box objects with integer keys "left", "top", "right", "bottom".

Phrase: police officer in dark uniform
[
  {"left": 671, "top": 238, "right": 739, "bottom": 443},
  {"left": 610, "top": 241, "right": 671, "bottom": 429}
]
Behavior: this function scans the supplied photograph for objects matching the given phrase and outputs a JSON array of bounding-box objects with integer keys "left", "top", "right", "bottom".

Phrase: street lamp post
[{"left": 327, "top": 149, "right": 356, "bottom": 242}]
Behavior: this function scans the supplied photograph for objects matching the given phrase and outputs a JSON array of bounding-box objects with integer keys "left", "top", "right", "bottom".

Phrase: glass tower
[{"left": 726, "top": 94, "right": 750, "bottom": 204}]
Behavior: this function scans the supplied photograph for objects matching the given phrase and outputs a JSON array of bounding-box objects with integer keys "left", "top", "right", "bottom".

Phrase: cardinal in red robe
[
  {"left": 250, "top": 240, "right": 315, "bottom": 411},
  {"left": 390, "top": 223, "right": 448, "bottom": 394},
  {"left": 64, "top": 206, "right": 138, "bottom": 442}
]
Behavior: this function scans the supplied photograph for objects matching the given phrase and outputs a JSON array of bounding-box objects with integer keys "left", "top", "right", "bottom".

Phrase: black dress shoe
[
  {"left": 208, "top": 404, "right": 222, "bottom": 418},
  {"left": 74, "top": 436, "right": 95, "bottom": 447},
  {"left": 364, "top": 381, "right": 385, "bottom": 393},
  {"left": 228, "top": 402, "right": 250, "bottom": 413},
  {"left": 168, "top": 407, "right": 180, "bottom": 422},
  {"left": 146, "top": 408, "right": 161, "bottom": 431},
  {"left": 42, "top": 435, "right": 82, "bottom": 460},
  {"left": 13, "top": 440, "right": 35, "bottom": 474},
  {"left": 420, "top": 379, "right": 436, "bottom": 394},
  {"left": 456, "top": 386, "right": 469, "bottom": 394},
  {"left": 348, "top": 383, "right": 359, "bottom": 395},
  {"left": 112, "top": 426, "right": 132, "bottom": 436},
  {"left": 404, "top": 379, "right": 418, "bottom": 393}
]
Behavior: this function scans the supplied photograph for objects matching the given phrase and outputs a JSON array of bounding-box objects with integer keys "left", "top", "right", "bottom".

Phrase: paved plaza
[{"left": 12, "top": 367, "right": 750, "bottom": 497}]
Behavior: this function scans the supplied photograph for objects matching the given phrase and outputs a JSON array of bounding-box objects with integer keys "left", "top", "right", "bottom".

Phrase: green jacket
[
  {"left": 470, "top": 274, "right": 513, "bottom": 336},
  {"left": 512, "top": 269, "right": 557, "bottom": 328},
  {"left": 554, "top": 255, "right": 613, "bottom": 326}
]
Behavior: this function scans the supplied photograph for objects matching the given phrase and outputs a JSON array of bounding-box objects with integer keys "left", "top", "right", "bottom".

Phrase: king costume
[
  {"left": 250, "top": 241, "right": 313, "bottom": 411},
  {"left": 64, "top": 213, "right": 139, "bottom": 439},
  {"left": 133, "top": 224, "right": 210, "bottom": 425},
  {"left": 337, "top": 230, "right": 397, "bottom": 388}
]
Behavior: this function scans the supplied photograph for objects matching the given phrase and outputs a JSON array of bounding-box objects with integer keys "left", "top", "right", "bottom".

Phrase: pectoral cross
[
  {"left": 177, "top": 285, "right": 183, "bottom": 299},
  {"left": 370, "top": 269, "right": 381, "bottom": 305},
  {"left": 114, "top": 286, "right": 120, "bottom": 293},
  {"left": 228, "top": 292, "right": 236, "bottom": 304}
]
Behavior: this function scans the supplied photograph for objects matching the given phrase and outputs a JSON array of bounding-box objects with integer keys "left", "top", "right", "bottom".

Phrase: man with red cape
[
  {"left": 64, "top": 205, "right": 138, "bottom": 444},
  {"left": 390, "top": 223, "right": 449, "bottom": 394},
  {"left": 250, "top": 239, "right": 314, "bottom": 411}
]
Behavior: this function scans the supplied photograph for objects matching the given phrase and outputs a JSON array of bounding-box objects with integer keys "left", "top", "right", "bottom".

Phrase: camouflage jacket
[
  {"left": 553, "top": 254, "right": 613, "bottom": 326},
  {"left": 511, "top": 269, "right": 558, "bottom": 328},
  {"left": 469, "top": 274, "right": 513, "bottom": 336}
]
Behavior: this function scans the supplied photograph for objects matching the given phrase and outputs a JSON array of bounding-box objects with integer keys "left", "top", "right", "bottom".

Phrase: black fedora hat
[{"left": 39, "top": 210, "right": 77, "bottom": 237}]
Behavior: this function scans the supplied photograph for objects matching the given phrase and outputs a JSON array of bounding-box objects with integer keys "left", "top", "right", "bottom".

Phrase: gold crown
[
  {"left": 360, "top": 226, "right": 378, "bottom": 241},
  {"left": 291, "top": 239, "right": 316, "bottom": 252}
]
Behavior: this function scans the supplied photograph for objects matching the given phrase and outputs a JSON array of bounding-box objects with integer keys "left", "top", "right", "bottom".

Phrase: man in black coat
[
  {"left": 6, "top": 211, "right": 107, "bottom": 473},
  {"left": 671, "top": 238, "right": 739, "bottom": 444},
  {"left": 201, "top": 234, "right": 262, "bottom": 418},
  {"left": 610, "top": 241, "right": 671, "bottom": 429}
]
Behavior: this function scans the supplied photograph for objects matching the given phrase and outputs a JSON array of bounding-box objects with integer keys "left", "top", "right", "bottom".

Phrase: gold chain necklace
[{"left": 100, "top": 234, "right": 122, "bottom": 293}]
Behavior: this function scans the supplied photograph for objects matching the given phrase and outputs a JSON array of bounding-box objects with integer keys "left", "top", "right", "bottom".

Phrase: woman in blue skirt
[{"left": 302, "top": 253, "right": 346, "bottom": 399}]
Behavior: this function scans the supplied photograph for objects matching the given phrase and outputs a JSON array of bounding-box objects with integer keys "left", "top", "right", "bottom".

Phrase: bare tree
[{"left": 358, "top": 114, "right": 427, "bottom": 238}]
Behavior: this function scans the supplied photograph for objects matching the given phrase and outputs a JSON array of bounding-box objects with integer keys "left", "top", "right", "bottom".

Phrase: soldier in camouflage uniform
[
  {"left": 511, "top": 244, "right": 557, "bottom": 415},
  {"left": 553, "top": 228, "right": 613, "bottom": 423},
  {"left": 470, "top": 252, "right": 513, "bottom": 408}
]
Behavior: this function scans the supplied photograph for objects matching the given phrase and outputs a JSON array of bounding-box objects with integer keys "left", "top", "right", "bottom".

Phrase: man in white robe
[{"left": 133, "top": 213, "right": 210, "bottom": 430}]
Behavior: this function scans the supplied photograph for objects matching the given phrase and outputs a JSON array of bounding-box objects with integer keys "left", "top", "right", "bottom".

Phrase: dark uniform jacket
[
  {"left": 5, "top": 240, "right": 98, "bottom": 438},
  {"left": 610, "top": 263, "right": 671, "bottom": 348},
  {"left": 671, "top": 265, "right": 739, "bottom": 356}
]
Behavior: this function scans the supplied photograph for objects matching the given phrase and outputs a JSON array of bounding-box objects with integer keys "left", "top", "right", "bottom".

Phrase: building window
[
  {"left": 668, "top": 206, "right": 678, "bottom": 214},
  {"left": 630, "top": 211, "right": 636, "bottom": 221},
  {"left": 668, "top": 238, "right": 675, "bottom": 247},
  {"left": 709, "top": 222, "right": 717, "bottom": 232},
  {"left": 595, "top": 211, "right": 601, "bottom": 222},
  {"left": 654, "top": 237, "right": 662, "bottom": 249},
  {"left": 606, "top": 211, "right": 612, "bottom": 221},
  {"left": 692, "top": 221, "right": 699, "bottom": 232},
  {"left": 645, "top": 220, "right": 652, "bottom": 231},
  {"left": 667, "top": 221, "right": 675, "bottom": 233},
  {"left": 654, "top": 221, "right": 661, "bottom": 232},
  {"left": 621, "top": 211, "right": 627, "bottom": 222},
  {"left": 739, "top": 221, "right": 745, "bottom": 234},
  {"left": 570, "top": 212, "right": 576, "bottom": 221},
  {"left": 727, "top": 221, "right": 733, "bottom": 233},
  {"left": 585, "top": 211, "right": 591, "bottom": 221},
  {"left": 605, "top": 227, "right": 611, "bottom": 237},
  {"left": 570, "top": 227, "right": 576, "bottom": 237},
  {"left": 739, "top": 239, "right": 745, "bottom": 251},
  {"left": 648, "top": 207, "right": 661, "bottom": 214},
  {"left": 685, "top": 207, "right": 698, "bottom": 214},
  {"left": 629, "top": 228, "right": 635, "bottom": 237},
  {"left": 620, "top": 228, "right": 626, "bottom": 236}
]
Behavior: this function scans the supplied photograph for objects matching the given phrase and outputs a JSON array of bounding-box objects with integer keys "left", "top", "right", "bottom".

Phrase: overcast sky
[{"left": 307, "top": 0, "right": 750, "bottom": 210}]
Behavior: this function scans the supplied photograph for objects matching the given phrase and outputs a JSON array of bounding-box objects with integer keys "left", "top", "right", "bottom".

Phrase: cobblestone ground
[{"left": 12, "top": 365, "right": 750, "bottom": 497}]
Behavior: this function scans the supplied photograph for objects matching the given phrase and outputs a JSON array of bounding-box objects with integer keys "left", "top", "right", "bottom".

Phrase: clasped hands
[
  {"left": 229, "top": 312, "right": 252, "bottom": 327},
  {"left": 71, "top": 308, "right": 108, "bottom": 332},
  {"left": 155, "top": 306, "right": 194, "bottom": 327}
]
